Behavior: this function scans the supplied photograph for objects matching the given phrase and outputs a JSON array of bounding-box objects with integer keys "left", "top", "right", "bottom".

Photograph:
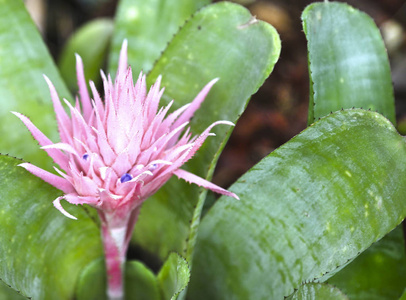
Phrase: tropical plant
[{"left": 0, "top": 1, "right": 404, "bottom": 299}]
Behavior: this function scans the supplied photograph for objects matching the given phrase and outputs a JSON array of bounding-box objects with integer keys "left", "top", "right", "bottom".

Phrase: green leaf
[
  {"left": 130, "top": 1, "right": 281, "bottom": 261},
  {"left": 76, "top": 259, "right": 160, "bottom": 300},
  {"left": 287, "top": 283, "right": 348, "bottom": 300},
  {"left": 0, "top": 155, "right": 102, "bottom": 299},
  {"left": 0, "top": 0, "right": 71, "bottom": 169},
  {"left": 0, "top": 281, "right": 28, "bottom": 300},
  {"left": 157, "top": 253, "right": 190, "bottom": 300},
  {"left": 77, "top": 254, "right": 190, "bottom": 299},
  {"left": 328, "top": 226, "right": 406, "bottom": 299},
  {"left": 302, "top": 2, "right": 395, "bottom": 124},
  {"left": 188, "top": 109, "right": 406, "bottom": 299},
  {"left": 400, "top": 288, "right": 406, "bottom": 300},
  {"left": 109, "top": 0, "right": 210, "bottom": 75},
  {"left": 58, "top": 18, "right": 114, "bottom": 92}
]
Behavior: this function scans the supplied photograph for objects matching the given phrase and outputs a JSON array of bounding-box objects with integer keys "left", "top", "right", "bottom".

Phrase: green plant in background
[{"left": 0, "top": 0, "right": 405, "bottom": 299}]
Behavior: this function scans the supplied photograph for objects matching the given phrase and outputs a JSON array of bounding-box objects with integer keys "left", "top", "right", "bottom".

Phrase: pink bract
[
  {"left": 14, "top": 40, "right": 238, "bottom": 220},
  {"left": 13, "top": 40, "right": 238, "bottom": 299}
]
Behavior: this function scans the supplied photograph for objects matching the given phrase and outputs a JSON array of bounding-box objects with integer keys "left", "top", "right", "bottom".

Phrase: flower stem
[
  {"left": 101, "top": 220, "right": 126, "bottom": 300},
  {"left": 99, "top": 207, "right": 141, "bottom": 300}
]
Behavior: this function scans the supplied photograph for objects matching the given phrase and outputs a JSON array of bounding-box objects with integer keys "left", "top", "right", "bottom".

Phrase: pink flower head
[
  {"left": 14, "top": 40, "right": 239, "bottom": 299},
  {"left": 13, "top": 40, "right": 238, "bottom": 221}
]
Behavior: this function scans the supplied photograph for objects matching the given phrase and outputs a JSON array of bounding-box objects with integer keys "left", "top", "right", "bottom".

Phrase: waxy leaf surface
[
  {"left": 287, "top": 283, "right": 348, "bottom": 300},
  {"left": 0, "top": 281, "right": 28, "bottom": 300},
  {"left": 0, "top": 155, "right": 102, "bottom": 299},
  {"left": 303, "top": 2, "right": 395, "bottom": 124},
  {"left": 0, "top": 0, "right": 70, "bottom": 169},
  {"left": 157, "top": 253, "right": 190, "bottom": 300},
  {"left": 188, "top": 110, "right": 406, "bottom": 299},
  {"left": 109, "top": 0, "right": 210, "bottom": 75},
  {"left": 303, "top": 4, "right": 403, "bottom": 299},
  {"left": 126, "top": 1, "right": 281, "bottom": 261},
  {"left": 58, "top": 18, "right": 114, "bottom": 92},
  {"left": 328, "top": 226, "right": 406, "bottom": 299}
]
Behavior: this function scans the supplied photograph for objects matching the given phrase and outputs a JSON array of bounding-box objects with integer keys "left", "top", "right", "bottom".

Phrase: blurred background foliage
[{"left": 22, "top": 0, "right": 406, "bottom": 190}]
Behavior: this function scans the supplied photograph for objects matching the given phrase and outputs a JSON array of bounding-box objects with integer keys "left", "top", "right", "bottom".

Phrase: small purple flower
[{"left": 120, "top": 173, "right": 132, "bottom": 183}]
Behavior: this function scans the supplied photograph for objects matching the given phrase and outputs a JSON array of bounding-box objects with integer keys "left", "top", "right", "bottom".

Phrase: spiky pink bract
[{"left": 14, "top": 40, "right": 238, "bottom": 299}]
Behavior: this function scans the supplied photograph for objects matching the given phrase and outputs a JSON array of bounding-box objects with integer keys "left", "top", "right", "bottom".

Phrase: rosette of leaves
[{"left": 0, "top": 0, "right": 405, "bottom": 299}]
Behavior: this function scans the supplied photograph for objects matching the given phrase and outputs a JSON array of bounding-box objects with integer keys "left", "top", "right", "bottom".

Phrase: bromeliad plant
[{"left": 1, "top": 1, "right": 406, "bottom": 299}]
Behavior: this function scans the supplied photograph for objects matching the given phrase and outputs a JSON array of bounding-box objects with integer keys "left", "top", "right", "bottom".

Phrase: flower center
[{"left": 120, "top": 173, "right": 133, "bottom": 183}]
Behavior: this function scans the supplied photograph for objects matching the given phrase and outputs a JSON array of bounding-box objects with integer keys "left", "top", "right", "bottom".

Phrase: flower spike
[{"left": 14, "top": 40, "right": 238, "bottom": 300}]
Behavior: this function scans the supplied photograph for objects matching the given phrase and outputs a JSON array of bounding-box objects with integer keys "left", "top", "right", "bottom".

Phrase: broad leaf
[
  {"left": 129, "top": 1, "right": 281, "bottom": 261},
  {"left": 0, "top": 155, "right": 102, "bottom": 299},
  {"left": 76, "top": 259, "right": 160, "bottom": 300},
  {"left": 302, "top": 2, "right": 395, "bottom": 124},
  {"left": 0, "top": 281, "right": 28, "bottom": 300},
  {"left": 188, "top": 110, "right": 406, "bottom": 299},
  {"left": 157, "top": 253, "right": 190, "bottom": 300},
  {"left": 328, "top": 226, "right": 406, "bottom": 299},
  {"left": 287, "top": 283, "right": 348, "bottom": 300},
  {"left": 109, "top": 0, "right": 210, "bottom": 75},
  {"left": 58, "top": 18, "right": 114, "bottom": 92},
  {"left": 0, "top": 0, "right": 70, "bottom": 169}
]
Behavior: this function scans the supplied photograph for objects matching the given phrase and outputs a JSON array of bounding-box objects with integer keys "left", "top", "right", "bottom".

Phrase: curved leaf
[
  {"left": 157, "top": 253, "right": 190, "bottom": 300},
  {"left": 0, "top": 155, "right": 102, "bottom": 299},
  {"left": 58, "top": 18, "right": 114, "bottom": 92},
  {"left": 188, "top": 109, "right": 406, "bottom": 299},
  {"left": 287, "top": 283, "right": 348, "bottom": 300},
  {"left": 302, "top": 2, "right": 395, "bottom": 124},
  {"left": 76, "top": 259, "right": 160, "bottom": 300},
  {"left": 109, "top": 0, "right": 210, "bottom": 75},
  {"left": 131, "top": 1, "right": 281, "bottom": 261},
  {"left": 328, "top": 226, "right": 406, "bottom": 300},
  {"left": 0, "top": 0, "right": 70, "bottom": 169}
]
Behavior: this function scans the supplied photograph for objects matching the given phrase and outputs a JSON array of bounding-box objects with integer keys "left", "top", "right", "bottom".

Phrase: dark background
[{"left": 25, "top": 0, "right": 406, "bottom": 188}]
